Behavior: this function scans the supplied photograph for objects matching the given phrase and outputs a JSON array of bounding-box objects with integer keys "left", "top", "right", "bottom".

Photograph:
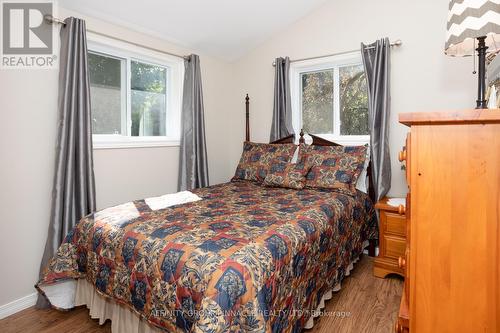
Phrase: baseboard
[{"left": 0, "top": 293, "right": 37, "bottom": 319}]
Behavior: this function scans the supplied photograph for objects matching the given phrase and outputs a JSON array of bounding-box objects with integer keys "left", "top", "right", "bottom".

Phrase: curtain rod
[
  {"left": 272, "top": 39, "right": 402, "bottom": 66},
  {"left": 44, "top": 15, "right": 190, "bottom": 61}
]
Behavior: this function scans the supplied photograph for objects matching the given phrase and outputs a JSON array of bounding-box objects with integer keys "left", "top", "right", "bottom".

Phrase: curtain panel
[
  {"left": 37, "top": 17, "right": 96, "bottom": 307},
  {"left": 361, "top": 38, "right": 392, "bottom": 202},
  {"left": 270, "top": 57, "right": 294, "bottom": 142},
  {"left": 178, "top": 54, "right": 209, "bottom": 191}
]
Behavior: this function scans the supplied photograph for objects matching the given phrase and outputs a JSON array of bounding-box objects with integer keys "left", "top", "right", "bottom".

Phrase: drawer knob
[
  {"left": 398, "top": 204, "right": 406, "bottom": 215},
  {"left": 398, "top": 256, "right": 406, "bottom": 269},
  {"left": 398, "top": 149, "right": 407, "bottom": 162}
]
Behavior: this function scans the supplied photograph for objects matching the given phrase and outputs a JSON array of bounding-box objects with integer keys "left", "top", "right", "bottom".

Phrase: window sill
[{"left": 93, "top": 139, "right": 180, "bottom": 150}]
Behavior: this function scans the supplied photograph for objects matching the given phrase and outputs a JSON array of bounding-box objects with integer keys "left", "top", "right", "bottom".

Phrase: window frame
[
  {"left": 87, "top": 32, "right": 184, "bottom": 149},
  {"left": 290, "top": 51, "right": 370, "bottom": 145}
]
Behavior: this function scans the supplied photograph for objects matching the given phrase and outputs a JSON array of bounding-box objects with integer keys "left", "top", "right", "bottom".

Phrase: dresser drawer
[
  {"left": 374, "top": 197, "right": 407, "bottom": 278},
  {"left": 384, "top": 212, "right": 406, "bottom": 237},
  {"left": 384, "top": 235, "right": 406, "bottom": 259}
]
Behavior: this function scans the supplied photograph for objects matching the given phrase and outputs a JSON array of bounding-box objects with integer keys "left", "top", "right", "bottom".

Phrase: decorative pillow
[
  {"left": 300, "top": 144, "right": 368, "bottom": 193},
  {"left": 262, "top": 161, "right": 310, "bottom": 189},
  {"left": 298, "top": 144, "right": 368, "bottom": 168},
  {"left": 305, "top": 165, "right": 357, "bottom": 194},
  {"left": 232, "top": 142, "right": 297, "bottom": 182}
]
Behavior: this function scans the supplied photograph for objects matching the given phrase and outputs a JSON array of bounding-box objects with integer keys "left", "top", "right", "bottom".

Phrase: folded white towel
[
  {"left": 95, "top": 191, "right": 202, "bottom": 226},
  {"left": 145, "top": 191, "right": 201, "bottom": 211}
]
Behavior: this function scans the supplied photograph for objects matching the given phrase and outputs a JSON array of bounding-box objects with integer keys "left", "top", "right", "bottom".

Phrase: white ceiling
[{"left": 59, "top": 0, "right": 330, "bottom": 61}]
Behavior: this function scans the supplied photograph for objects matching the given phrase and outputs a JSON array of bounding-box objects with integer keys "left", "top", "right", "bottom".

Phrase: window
[
  {"left": 89, "top": 53, "right": 125, "bottom": 135},
  {"left": 88, "top": 34, "right": 183, "bottom": 148},
  {"left": 291, "top": 52, "right": 369, "bottom": 144}
]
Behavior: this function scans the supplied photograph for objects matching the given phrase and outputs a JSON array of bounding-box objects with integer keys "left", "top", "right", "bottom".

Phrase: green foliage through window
[
  {"left": 302, "top": 70, "right": 334, "bottom": 134},
  {"left": 89, "top": 53, "right": 121, "bottom": 88},
  {"left": 339, "top": 64, "right": 368, "bottom": 135},
  {"left": 89, "top": 52, "right": 123, "bottom": 135},
  {"left": 88, "top": 52, "right": 168, "bottom": 138},
  {"left": 131, "top": 61, "right": 167, "bottom": 137},
  {"left": 300, "top": 61, "right": 369, "bottom": 137}
]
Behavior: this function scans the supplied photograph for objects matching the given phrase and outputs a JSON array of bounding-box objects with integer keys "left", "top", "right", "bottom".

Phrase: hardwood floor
[
  {"left": 309, "top": 257, "right": 403, "bottom": 333},
  {"left": 0, "top": 257, "right": 402, "bottom": 333}
]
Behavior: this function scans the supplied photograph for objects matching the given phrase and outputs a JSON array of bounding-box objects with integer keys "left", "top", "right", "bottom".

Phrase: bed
[{"left": 36, "top": 95, "right": 378, "bottom": 333}]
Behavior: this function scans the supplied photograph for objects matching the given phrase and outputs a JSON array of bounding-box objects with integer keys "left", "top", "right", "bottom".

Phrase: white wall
[
  {"left": 228, "top": 0, "right": 476, "bottom": 197},
  {"left": 0, "top": 7, "right": 234, "bottom": 309},
  {"left": 0, "top": 69, "right": 59, "bottom": 312}
]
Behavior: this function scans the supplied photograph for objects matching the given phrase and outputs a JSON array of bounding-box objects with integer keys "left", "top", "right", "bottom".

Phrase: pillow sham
[
  {"left": 262, "top": 161, "right": 310, "bottom": 189},
  {"left": 298, "top": 144, "right": 368, "bottom": 168},
  {"left": 299, "top": 144, "right": 368, "bottom": 193},
  {"left": 306, "top": 165, "right": 358, "bottom": 194},
  {"left": 232, "top": 142, "right": 297, "bottom": 182}
]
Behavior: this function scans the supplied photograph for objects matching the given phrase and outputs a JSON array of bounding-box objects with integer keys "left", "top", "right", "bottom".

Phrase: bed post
[
  {"left": 299, "top": 129, "right": 305, "bottom": 144},
  {"left": 245, "top": 94, "right": 250, "bottom": 142}
]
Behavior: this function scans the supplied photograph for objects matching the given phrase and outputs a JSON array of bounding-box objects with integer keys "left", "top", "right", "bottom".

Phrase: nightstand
[{"left": 373, "top": 197, "right": 406, "bottom": 278}]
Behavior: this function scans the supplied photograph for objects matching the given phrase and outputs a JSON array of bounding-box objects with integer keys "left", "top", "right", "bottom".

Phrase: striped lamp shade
[{"left": 445, "top": 0, "right": 500, "bottom": 56}]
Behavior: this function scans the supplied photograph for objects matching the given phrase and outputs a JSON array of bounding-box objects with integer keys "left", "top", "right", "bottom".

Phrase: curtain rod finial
[
  {"left": 44, "top": 14, "right": 66, "bottom": 26},
  {"left": 44, "top": 14, "right": 54, "bottom": 23}
]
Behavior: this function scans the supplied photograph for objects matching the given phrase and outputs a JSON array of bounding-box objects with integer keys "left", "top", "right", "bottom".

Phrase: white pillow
[{"left": 355, "top": 146, "right": 371, "bottom": 193}]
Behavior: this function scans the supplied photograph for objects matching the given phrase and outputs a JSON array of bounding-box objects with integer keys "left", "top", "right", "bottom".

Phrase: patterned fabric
[
  {"left": 233, "top": 142, "right": 296, "bottom": 182},
  {"left": 299, "top": 144, "right": 367, "bottom": 192},
  {"left": 37, "top": 181, "right": 377, "bottom": 333},
  {"left": 262, "top": 161, "right": 310, "bottom": 189},
  {"left": 298, "top": 144, "right": 367, "bottom": 168},
  {"left": 306, "top": 165, "right": 357, "bottom": 194}
]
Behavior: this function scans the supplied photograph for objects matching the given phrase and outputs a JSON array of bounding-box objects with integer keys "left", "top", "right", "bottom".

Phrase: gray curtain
[
  {"left": 36, "top": 17, "right": 96, "bottom": 308},
  {"left": 361, "top": 38, "right": 391, "bottom": 202},
  {"left": 178, "top": 54, "right": 209, "bottom": 191},
  {"left": 270, "top": 57, "right": 294, "bottom": 141}
]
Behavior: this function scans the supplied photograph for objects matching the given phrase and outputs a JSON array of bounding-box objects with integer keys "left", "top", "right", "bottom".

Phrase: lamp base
[{"left": 476, "top": 36, "right": 488, "bottom": 109}]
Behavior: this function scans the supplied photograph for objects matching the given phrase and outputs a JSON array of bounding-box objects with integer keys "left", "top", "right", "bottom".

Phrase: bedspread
[{"left": 37, "top": 181, "right": 377, "bottom": 333}]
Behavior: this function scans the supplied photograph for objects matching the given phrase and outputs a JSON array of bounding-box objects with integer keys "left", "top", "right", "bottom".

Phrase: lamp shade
[{"left": 445, "top": 0, "right": 500, "bottom": 56}]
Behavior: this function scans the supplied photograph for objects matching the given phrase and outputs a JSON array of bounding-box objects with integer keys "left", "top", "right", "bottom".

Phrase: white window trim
[
  {"left": 290, "top": 51, "right": 370, "bottom": 146},
  {"left": 87, "top": 32, "right": 184, "bottom": 149}
]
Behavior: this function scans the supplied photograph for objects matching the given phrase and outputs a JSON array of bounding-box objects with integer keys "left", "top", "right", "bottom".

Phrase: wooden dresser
[
  {"left": 395, "top": 109, "right": 500, "bottom": 333},
  {"left": 373, "top": 197, "right": 406, "bottom": 278}
]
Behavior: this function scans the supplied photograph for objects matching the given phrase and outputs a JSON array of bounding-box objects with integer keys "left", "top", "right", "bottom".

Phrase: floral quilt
[{"left": 37, "top": 181, "right": 377, "bottom": 333}]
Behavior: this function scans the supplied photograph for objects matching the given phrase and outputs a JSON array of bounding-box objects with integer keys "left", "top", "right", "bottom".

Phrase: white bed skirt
[
  {"left": 70, "top": 255, "right": 361, "bottom": 332},
  {"left": 75, "top": 279, "right": 164, "bottom": 333}
]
